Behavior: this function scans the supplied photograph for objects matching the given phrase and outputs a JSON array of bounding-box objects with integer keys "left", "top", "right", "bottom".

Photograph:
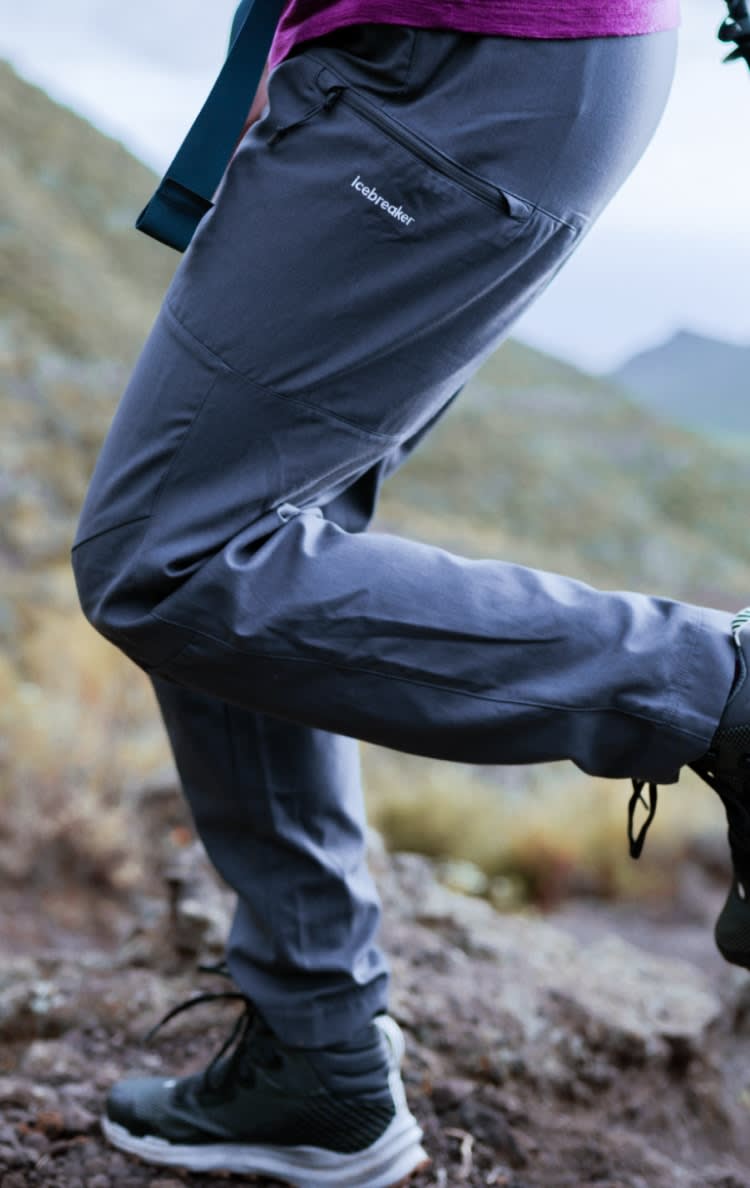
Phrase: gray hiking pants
[{"left": 71, "top": 22, "right": 736, "bottom": 1046}]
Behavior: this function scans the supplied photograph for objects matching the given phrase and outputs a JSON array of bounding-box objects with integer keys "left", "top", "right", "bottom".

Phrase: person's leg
[
  {"left": 145, "top": 418, "right": 459, "bottom": 1048},
  {"left": 150, "top": 683, "right": 388, "bottom": 1040},
  {"left": 72, "top": 21, "right": 734, "bottom": 798}
]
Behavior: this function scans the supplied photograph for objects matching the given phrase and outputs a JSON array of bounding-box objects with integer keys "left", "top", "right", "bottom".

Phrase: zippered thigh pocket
[
  {"left": 166, "top": 56, "right": 545, "bottom": 436},
  {"left": 270, "top": 63, "right": 535, "bottom": 239}
]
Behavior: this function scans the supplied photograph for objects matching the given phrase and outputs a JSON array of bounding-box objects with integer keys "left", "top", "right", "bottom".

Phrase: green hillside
[
  {"left": 0, "top": 58, "right": 181, "bottom": 570},
  {"left": 0, "top": 58, "right": 176, "bottom": 361}
]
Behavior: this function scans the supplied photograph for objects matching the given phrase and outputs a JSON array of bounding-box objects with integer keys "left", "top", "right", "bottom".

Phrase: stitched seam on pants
[
  {"left": 71, "top": 513, "right": 151, "bottom": 553},
  {"left": 399, "top": 26, "right": 419, "bottom": 94},
  {"left": 149, "top": 612, "right": 714, "bottom": 745},
  {"left": 145, "top": 371, "right": 223, "bottom": 526},
  {"left": 96, "top": 372, "right": 224, "bottom": 617},
  {"left": 163, "top": 300, "right": 402, "bottom": 445}
]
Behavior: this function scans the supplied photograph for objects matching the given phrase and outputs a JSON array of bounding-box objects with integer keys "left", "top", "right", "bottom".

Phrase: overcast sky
[{"left": 2, "top": 1, "right": 749, "bottom": 373}]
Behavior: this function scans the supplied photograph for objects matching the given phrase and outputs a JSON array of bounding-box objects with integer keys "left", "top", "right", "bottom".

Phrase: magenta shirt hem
[{"left": 268, "top": 3, "right": 680, "bottom": 70}]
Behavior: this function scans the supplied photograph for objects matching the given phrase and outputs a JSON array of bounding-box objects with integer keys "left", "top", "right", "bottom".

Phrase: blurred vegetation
[
  {"left": 0, "top": 58, "right": 741, "bottom": 912},
  {"left": 0, "top": 59, "right": 176, "bottom": 361}
]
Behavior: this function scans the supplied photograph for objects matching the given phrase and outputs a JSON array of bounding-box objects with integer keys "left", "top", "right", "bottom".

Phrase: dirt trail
[{"left": 0, "top": 834, "right": 749, "bottom": 1188}]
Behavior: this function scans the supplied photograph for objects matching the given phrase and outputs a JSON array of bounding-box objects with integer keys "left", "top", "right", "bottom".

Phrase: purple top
[{"left": 268, "top": 1, "right": 681, "bottom": 70}]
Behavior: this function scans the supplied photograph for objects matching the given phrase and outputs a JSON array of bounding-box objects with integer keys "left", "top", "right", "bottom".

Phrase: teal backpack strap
[{"left": 135, "top": 0, "right": 284, "bottom": 252}]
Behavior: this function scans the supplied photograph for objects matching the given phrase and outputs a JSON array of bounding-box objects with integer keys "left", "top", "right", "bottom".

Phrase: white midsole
[{"left": 101, "top": 1108, "right": 429, "bottom": 1188}]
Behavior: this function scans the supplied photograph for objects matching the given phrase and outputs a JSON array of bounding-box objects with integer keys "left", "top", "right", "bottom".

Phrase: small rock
[
  {"left": 457, "top": 1098, "right": 528, "bottom": 1168},
  {"left": 33, "top": 1108, "right": 65, "bottom": 1137},
  {"left": 104, "top": 1153, "right": 131, "bottom": 1175},
  {"left": 538, "top": 1050, "right": 571, "bottom": 1090},
  {"left": 86, "top": 1176, "right": 112, "bottom": 1188},
  {"left": 706, "top": 1173, "right": 750, "bottom": 1188},
  {"left": 578, "top": 1059, "right": 615, "bottom": 1090},
  {"left": 19, "top": 1128, "right": 48, "bottom": 1153},
  {"left": 0, "top": 1122, "right": 17, "bottom": 1146},
  {"left": 93, "top": 1062, "right": 125, "bottom": 1090},
  {"left": 61, "top": 1102, "right": 99, "bottom": 1135},
  {"left": 0, "top": 964, "right": 75, "bottom": 1042},
  {"left": 82, "top": 1146, "right": 111, "bottom": 1169},
  {"left": 0, "top": 1141, "right": 34, "bottom": 1169},
  {"left": 0, "top": 1078, "right": 34, "bottom": 1108},
  {"left": 430, "top": 1077, "right": 476, "bottom": 1113}
]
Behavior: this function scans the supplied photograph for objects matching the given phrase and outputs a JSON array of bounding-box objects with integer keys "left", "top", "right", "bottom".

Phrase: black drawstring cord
[
  {"left": 143, "top": 960, "right": 255, "bottom": 1094},
  {"left": 143, "top": 989, "right": 248, "bottom": 1045},
  {"left": 628, "top": 779, "right": 658, "bottom": 859},
  {"left": 268, "top": 86, "right": 345, "bottom": 146}
]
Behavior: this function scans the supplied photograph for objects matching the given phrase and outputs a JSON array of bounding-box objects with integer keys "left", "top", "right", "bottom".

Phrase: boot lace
[
  {"left": 629, "top": 750, "right": 750, "bottom": 898},
  {"left": 143, "top": 960, "right": 281, "bottom": 1094},
  {"left": 627, "top": 779, "right": 658, "bottom": 859}
]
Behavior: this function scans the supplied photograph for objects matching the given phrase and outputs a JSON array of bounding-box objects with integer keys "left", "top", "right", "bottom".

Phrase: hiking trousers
[{"left": 71, "top": 22, "right": 736, "bottom": 1046}]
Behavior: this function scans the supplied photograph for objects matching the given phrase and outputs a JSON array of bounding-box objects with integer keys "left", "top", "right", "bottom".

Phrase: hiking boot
[
  {"left": 628, "top": 607, "right": 750, "bottom": 968},
  {"left": 101, "top": 967, "right": 429, "bottom": 1188}
]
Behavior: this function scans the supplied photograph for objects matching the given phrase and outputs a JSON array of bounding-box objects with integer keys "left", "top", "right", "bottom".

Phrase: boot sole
[{"left": 101, "top": 1109, "right": 430, "bottom": 1188}]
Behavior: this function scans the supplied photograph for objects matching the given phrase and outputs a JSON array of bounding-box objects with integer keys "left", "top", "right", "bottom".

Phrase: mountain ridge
[{"left": 609, "top": 326, "right": 750, "bottom": 438}]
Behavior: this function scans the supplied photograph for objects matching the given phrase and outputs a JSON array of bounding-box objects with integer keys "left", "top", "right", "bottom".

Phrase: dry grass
[
  {"left": 1, "top": 568, "right": 170, "bottom": 891},
  {"left": 361, "top": 744, "right": 728, "bottom": 908}
]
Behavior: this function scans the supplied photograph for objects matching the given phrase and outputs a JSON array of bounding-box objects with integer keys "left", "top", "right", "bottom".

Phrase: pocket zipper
[{"left": 320, "top": 83, "right": 529, "bottom": 220}]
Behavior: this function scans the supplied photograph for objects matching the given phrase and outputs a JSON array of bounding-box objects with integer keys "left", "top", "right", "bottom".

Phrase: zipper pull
[
  {"left": 269, "top": 86, "right": 347, "bottom": 147},
  {"left": 268, "top": 124, "right": 290, "bottom": 147},
  {"left": 322, "top": 84, "right": 346, "bottom": 110}
]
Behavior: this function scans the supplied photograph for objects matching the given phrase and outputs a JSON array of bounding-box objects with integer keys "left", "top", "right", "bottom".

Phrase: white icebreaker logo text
[{"left": 351, "top": 175, "right": 415, "bottom": 225}]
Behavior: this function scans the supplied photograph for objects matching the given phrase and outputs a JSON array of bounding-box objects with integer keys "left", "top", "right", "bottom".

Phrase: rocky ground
[{"left": 1, "top": 779, "right": 750, "bottom": 1188}]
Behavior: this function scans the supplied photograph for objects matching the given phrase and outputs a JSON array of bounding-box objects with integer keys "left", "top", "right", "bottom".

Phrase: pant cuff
[
  {"left": 227, "top": 966, "right": 391, "bottom": 1048},
  {"left": 638, "top": 603, "right": 736, "bottom": 781}
]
